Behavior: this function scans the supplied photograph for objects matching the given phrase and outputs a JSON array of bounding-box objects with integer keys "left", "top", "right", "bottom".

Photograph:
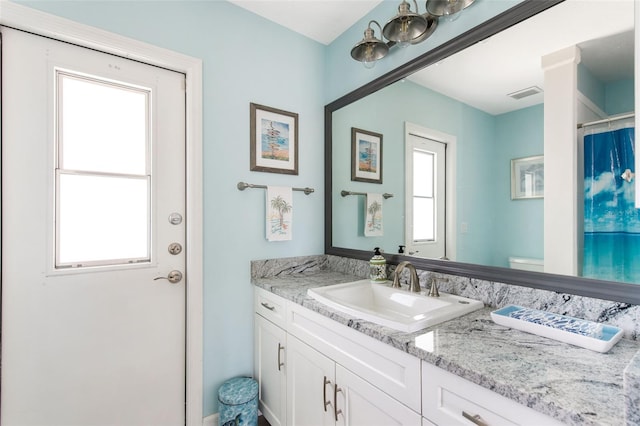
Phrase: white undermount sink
[{"left": 307, "top": 279, "right": 484, "bottom": 333}]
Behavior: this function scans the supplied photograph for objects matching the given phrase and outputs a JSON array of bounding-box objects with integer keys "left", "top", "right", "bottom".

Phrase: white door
[
  {"left": 1, "top": 27, "right": 186, "bottom": 426},
  {"left": 405, "top": 133, "right": 446, "bottom": 259}
]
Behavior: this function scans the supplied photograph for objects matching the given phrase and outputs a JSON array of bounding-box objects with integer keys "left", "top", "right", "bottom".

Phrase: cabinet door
[
  {"left": 336, "top": 365, "right": 421, "bottom": 426},
  {"left": 287, "top": 335, "right": 335, "bottom": 426},
  {"left": 255, "top": 314, "right": 287, "bottom": 426}
]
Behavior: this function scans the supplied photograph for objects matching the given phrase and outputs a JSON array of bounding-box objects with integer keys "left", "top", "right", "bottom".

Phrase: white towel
[
  {"left": 364, "top": 193, "right": 383, "bottom": 237},
  {"left": 266, "top": 186, "right": 293, "bottom": 241}
]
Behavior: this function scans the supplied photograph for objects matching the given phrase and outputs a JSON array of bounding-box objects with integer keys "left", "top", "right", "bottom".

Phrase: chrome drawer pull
[
  {"left": 261, "top": 302, "right": 275, "bottom": 311},
  {"left": 334, "top": 384, "right": 343, "bottom": 421},
  {"left": 323, "top": 376, "right": 331, "bottom": 411},
  {"left": 462, "top": 411, "right": 489, "bottom": 426},
  {"left": 277, "top": 343, "right": 285, "bottom": 371}
]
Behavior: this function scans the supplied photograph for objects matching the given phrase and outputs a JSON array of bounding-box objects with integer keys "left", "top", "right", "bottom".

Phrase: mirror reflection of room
[{"left": 332, "top": 0, "right": 637, "bottom": 284}]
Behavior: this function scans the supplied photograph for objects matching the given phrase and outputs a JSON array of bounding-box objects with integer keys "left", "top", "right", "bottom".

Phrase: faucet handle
[{"left": 428, "top": 277, "right": 441, "bottom": 297}]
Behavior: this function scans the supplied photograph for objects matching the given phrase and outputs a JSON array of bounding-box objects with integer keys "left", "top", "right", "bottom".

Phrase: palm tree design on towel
[
  {"left": 367, "top": 200, "right": 382, "bottom": 232},
  {"left": 270, "top": 195, "right": 292, "bottom": 234}
]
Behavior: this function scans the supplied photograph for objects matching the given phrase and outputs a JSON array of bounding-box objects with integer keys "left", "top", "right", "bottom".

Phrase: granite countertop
[{"left": 253, "top": 270, "right": 640, "bottom": 426}]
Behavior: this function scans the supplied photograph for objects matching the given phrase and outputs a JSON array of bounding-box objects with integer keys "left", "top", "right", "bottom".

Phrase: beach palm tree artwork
[
  {"left": 270, "top": 195, "right": 292, "bottom": 235},
  {"left": 358, "top": 140, "right": 378, "bottom": 173},
  {"left": 367, "top": 200, "right": 382, "bottom": 232},
  {"left": 261, "top": 119, "right": 290, "bottom": 162}
]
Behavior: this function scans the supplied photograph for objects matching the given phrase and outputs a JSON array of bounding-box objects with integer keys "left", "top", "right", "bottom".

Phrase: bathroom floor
[{"left": 258, "top": 415, "right": 270, "bottom": 426}]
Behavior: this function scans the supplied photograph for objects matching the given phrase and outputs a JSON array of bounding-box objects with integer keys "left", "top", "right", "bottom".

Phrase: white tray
[{"left": 491, "top": 305, "right": 623, "bottom": 353}]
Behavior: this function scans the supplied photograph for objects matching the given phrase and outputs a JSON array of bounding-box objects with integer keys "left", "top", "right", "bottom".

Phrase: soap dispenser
[{"left": 369, "top": 247, "right": 387, "bottom": 283}]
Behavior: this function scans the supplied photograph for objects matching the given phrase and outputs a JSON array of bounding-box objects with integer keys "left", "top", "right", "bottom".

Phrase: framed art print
[
  {"left": 511, "top": 155, "right": 544, "bottom": 199},
  {"left": 250, "top": 103, "right": 298, "bottom": 175},
  {"left": 351, "top": 127, "right": 382, "bottom": 184}
]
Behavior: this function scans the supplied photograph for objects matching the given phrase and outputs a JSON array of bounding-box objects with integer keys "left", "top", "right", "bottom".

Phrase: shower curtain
[{"left": 583, "top": 121, "right": 640, "bottom": 283}]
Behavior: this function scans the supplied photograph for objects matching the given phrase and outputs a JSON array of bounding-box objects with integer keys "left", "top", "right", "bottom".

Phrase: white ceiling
[
  {"left": 408, "top": 0, "right": 635, "bottom": 115},
  {"left": 227, "top": 0, "right": 383, "bottom": 45},
  {"left": 228, "top": 0, "right": 635, "bottom": 115}
]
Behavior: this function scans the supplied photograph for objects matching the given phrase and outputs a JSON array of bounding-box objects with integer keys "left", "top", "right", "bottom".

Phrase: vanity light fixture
[
  {"left": 383, "top": 0, "right": 428, "bottom": 48},
  {"left": 350, "top": 20, "right": 389, "bottom": 69},
  {"left": 426, "top": 0, "right": 476, "bottom": 22},
  {"left": 351, "top": 0, "right": 475, "bottom": 68}
]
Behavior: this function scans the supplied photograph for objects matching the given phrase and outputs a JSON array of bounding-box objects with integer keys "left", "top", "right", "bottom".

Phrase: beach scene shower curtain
[{"left": 583, "top": 123, "right": 640, "bottom": 283}]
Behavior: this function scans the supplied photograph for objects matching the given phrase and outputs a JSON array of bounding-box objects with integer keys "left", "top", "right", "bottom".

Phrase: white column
[{"left": 541, "top": 46, "right": 581, "bottom": 276}]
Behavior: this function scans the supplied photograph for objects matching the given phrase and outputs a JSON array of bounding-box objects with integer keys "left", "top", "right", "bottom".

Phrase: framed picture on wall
[
  {"left": 250, "top": 103, "right": 298, "bottom": 175},
  {"left": 511, "top": 155, "right": 544, "bottom": 199},
  {"left": 351, "top": 127, "right": 383, "bottom": 184}
]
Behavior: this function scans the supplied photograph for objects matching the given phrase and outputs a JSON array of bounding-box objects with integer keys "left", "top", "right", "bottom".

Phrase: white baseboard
[{"left": 203, "top": 413, "right": 218, "bottom": 426}]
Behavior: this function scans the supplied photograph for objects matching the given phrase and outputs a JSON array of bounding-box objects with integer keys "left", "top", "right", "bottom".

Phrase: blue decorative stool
[{"left": 218, "top": 377, "right": 258, "bottom": 426}]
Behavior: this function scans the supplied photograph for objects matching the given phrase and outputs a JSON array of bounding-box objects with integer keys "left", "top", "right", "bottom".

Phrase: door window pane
[
  {"left": 413, "top": 149, "right": 436, "bottom": 241},
  {"left": 59, "top": 73, "right": 148, "bottom": 175},
  {"left": 413, "top": 151, "right": 434, "bottom": 197},
  {"left": 57, "top": 173, "right": 149, "bottom": 266},
  {"left": 413, "top": 198, "right": 435, "bottom": 241},
  {"left": 56, "top": 70, "right": 151, "bottom": 268}
]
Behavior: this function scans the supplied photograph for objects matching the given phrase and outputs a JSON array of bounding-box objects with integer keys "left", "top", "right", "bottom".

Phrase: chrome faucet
[{"left": 392, "top": 261, "right": 421, "bottom": 292}]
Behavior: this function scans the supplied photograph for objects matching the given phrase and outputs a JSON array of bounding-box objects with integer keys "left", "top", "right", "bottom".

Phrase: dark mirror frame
[{"left": 325, "top": 0, "right": 640, "bottom": 305}]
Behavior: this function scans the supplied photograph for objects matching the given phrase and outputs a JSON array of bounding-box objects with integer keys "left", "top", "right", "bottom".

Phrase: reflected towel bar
[
  {"left": 341, "top": 190, "right": 393, "bottom": 199},
  {"left": 237, "top": 181, "right": 314, "bottom": 195}
]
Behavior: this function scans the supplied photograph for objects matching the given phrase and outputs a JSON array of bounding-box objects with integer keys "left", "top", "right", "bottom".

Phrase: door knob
[{"left": 154, "top": 270, "right": 183, "bottom": 284}]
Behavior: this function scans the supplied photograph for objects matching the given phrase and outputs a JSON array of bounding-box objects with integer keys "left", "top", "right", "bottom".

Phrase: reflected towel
[
  {"left": 266, "top": 186, "right": 293, "bottom": 241},
  {"left": 364, "top": 193, "right": 383, "bottom": 237}
]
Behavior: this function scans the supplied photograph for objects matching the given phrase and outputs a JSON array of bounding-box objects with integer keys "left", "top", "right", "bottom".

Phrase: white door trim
[{"left": 0, "top": 2, "right": 204, "bottom": 425}]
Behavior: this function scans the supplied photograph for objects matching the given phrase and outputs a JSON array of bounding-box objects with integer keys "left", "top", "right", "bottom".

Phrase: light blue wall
[
  {"left": 16, "top": 0, "right": 325, "bottom": 416},
  {"left": 578, "top": 64, "right": 606, "bottom": 112},
  {"left": 332, "top": 84, "right": 405, "bottom": 254},
  {"left": 492, "top": 105, "right": 544, "bottom": 267},
  {"left": 606, "top": 78, "right": 634, "bottom": 115},
  {"left": 578, "top": 64, "right": 634, "bottom": 116},
  {"left": 13, "top": 0, "right": 531, "bottom": 418},
  {"left": 457, "top": 104, "right": 498, "bottom": 265}
]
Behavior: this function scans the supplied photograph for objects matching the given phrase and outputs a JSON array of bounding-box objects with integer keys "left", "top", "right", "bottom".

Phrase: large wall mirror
[{"left": 325, "top": 0, "right": 640, "bottom": 305}]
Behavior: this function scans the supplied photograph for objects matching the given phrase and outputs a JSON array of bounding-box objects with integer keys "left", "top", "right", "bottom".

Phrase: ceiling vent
[{"left": 507, "top": 86, "right": 543, "bottom": 100}]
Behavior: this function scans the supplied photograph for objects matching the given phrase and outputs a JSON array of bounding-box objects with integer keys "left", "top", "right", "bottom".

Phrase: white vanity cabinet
[
  {"left": 255, "top": 287, "right": 566, "bottom": 426},
  {"left": 254, "top": 290, "right": 288, "bottom": 426},
  {"left": 254, "top": 287, "right": 421, "bottom": 426},
  {"left": 421, "top": 362, "right": 565, "bottom": 426}
]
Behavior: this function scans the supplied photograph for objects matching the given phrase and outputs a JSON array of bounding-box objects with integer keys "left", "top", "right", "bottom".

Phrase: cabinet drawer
[
  {"left": 255, "top": 287, "right": 286, "bottom": 328},
  {"left": 422, "top": 362, "right": 565, "bottom": 426}
]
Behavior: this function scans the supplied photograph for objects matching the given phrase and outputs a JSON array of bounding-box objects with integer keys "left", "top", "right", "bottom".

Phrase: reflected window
[{"left": 413, "top": 150, "right": 435, "bottom": 241}]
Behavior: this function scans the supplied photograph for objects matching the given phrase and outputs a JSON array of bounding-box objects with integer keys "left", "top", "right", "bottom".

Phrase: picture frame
[
  {"left": 511, "top": 155, "right": 544, "bottom": 200},
  {"left": 250, "top": 103, "right": 298, "bottom": 175},
  {"left": 351, "top": 127, "right": 383, "bottom": 184}
]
